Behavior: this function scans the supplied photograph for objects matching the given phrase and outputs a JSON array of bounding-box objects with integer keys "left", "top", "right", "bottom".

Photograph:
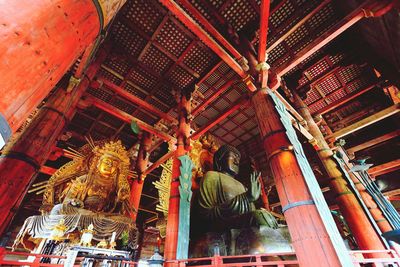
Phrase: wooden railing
[{"left": 2, "top": 246, "right": 400, "bottom": 267}]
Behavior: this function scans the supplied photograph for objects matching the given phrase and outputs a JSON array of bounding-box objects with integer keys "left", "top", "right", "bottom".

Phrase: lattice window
[
  {"left": 141, "top": 45, "right": 173, "bottom": 74},
  {"left": 71, "top": 113, "right": 93, "bottom": 130},
  {"left": 154, "top": 86, "right": 175, "bottom": 107},
  {"left": 225, "top": 87, "right": 242, "bottom": 103},
  {"left": 127, "top": 68, "right": 157, "bottom": 91},
  {"left": 198, "top": 83, "right": 209, "bottom": 94},
  {"left": 135, "top": 110, "right": 158, "bottom": 125},
  {"left": 213, "top": 127, "right": 228, "bottom": 137},
  {"left": 111, "top": 22, "right": 147, "bottom": 58},
  {"left": 110, "top": 96, "right": 137, "bottom": 114},
  {"left": 83, "top": 106, "right": 102, "bottom": 118},
  {"left": 217, "top": 63, "right": 231, "bottom": 75},
  {"left": 123, "top": 0, "right": 165, "bottom": 35},
  {"left": 206, "top": 107, "right": 219, "bottom": 119},
  {"left": 221, "top": 0, "right": 256, "bottom": 31},
  {"left": 206, "top": 71, "right": 221, "bottom": 86},
  {"left": 232, "top": 113, "right": 247, "bottom": 125},
  {"left": 268, "top": 43, "right": 286, "bottom": 64},
  {"left": 223, "top": 120, "right": 237, "bottom": 131},
  {"left": 214, "top": 98, "right": 230, "bottom": 111},
  {"left": 209, "top": 0, "right": 225, "bottom": 10},
  {"left": 156, "top": 19, "right": 192, "bottom": 58},
  {"left": 337, "top": 102, "right": 362, "bottom": 118},
  {"left": 92, "top": 123, "right": 115, "bottom": 138},
  {"left": 309, "top": 101, "right": 327, "bottom": 113},
  {"left": 169, "top": 66, "right": 195, "bottom": 89},
  {"left": 270, "top": 0, "right": 295, "bottom": 28},
  {"left": 187, "top": 0, "right": 212, "bottom": 20},
  {"left": 194, "top": 114, "right": 208, "bottom": 127},
  {"left": 304, "top": 88, "right": 321, "bottom": 105},
  {"left": 223, "top": 133, "right": 236, "bottom": 143},
  {"left": 317, "top": 75, "right": 341, "bottom": 95},
  {"left": 307, "top": 4, "right": 335, "bottom": 32},
  {"left": 329, "top": 53, "right": 345, "bottom": 65},
  {"left": 183, "top": 44, "right": 217, "bottom": 75}
]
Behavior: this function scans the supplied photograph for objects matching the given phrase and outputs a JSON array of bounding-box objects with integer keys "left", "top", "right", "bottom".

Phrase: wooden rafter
[
  {"left": 369, "top": 159, "right": 400, "bottom": 177},
  {"left": 326, "top": 104, "right": 400, "bottom": 140},
  {"left": 347, "top": 130, "right": 400, "bottom": 154}
]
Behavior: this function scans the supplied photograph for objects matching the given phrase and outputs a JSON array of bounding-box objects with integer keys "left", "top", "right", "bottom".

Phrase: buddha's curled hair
[{"left": 213, "top": 144, "right": 241, "bottom": 172}]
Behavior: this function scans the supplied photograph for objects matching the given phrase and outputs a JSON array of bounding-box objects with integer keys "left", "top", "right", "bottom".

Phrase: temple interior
[{"left": 0, "top": 0, "right": 400, "bottom": 266}]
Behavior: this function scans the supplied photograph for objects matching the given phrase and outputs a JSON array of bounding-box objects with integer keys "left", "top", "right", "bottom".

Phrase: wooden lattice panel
[
  {"left": 103, "top": 57, "right": 131, "bottom": 77},
  {"left": 154, "top": 86, "right": 176, "bottom": 107},
  {"left": 111, "top": 21, "right": 147, "bottom": 58},
  {"left": 127, "top": 67, "right": 158, "bottom": 91},
  {"left": 325, "top": 89, "right": 347, "bottom": 104},
  {"left": 156, "top": 19, "right": 192, "bottom": 58},
  {"left": 270, "top": 0, "right": 296, "bottom": 29},
  {"left": 122, "top": 0, "right": 165, "bottom": 35},
  {"left": 141, "top": 45, "right": 174, "bottom": 74},
  {"left": 70, "top": 113, "right": 94, "bottom": 131},
  {"left": 92, "top": 123, "right": 115, "bottom": 138},
  {"left": 101, "top": 113, "right": 125, "bottom": 129},
  {"left": 183, "top": 44, "right": 218, "bottom": 75},
  {"left": 304, "top": 88, "right": 321, "bottom": 105},
  {"left": 338, "top": 65, "right": 362, "bottom": 84},
  {"left": 169, "top": 66, "right": 195, "bottom": 89},
  {"left": 309, "top": 101, "right": 327, "bottom": 114},
  {"left": 148, "top": 97, "right": 170, "bottom": 113},
  {"left": 305, "top": 58, "right": 331, "bottom": 80},
  {"left": 110, "top": 96, "right": 137, "bottom": 114},
  {"left": 220, "top": 0, "right": 257, "bottom": 31},
  {"left": 98, "top": 68, "right": 123, "bottom": 85},
  {"left": 123, "top": 83, "right": 148, "bottom": 100},
  {"left": 316, "top": 74, "right": 341, "bottom": 95},
  {"left": 346, "top": 77, "right": 371, "bottom": 93},
  {"left": 135, "top": 110, "right": 159, "bottom": 125},
  {"left": 87, "top": 86, "right": 113, "bottom": 103}
]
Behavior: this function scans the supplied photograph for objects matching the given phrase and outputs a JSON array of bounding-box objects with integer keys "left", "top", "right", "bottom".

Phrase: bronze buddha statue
[
  {"left": 191, "top": 145, "right": 291, "bottom": 256},
  {"left": 196, "top": 145, "right": 277, "bottom": 230}
]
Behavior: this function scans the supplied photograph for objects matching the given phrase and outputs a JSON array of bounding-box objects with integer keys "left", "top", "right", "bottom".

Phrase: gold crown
[{"left": 95, "top": 140, "right": 130, "bottom": 164}]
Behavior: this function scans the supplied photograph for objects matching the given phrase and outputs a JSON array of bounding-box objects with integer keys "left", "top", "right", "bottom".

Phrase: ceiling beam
[
  {"left": 326, "top": 104, "right": 400, "bottom": 140},
  {"left": 315, "top": 83, "right": 377, "bottom": 115},
  {"left": 369, "top": 159, "right": 400, "bottom": 177},
  {"left": 276, "top": 2, "right": 370, "bottom": 77},
  {"left": 143, "top": 150, "right": 175, "bottom": 176},
  {"left": 258, "top": 0, "right": 271, "bottom": 88},
  {"left": 93, "top": 79, "right": 177, "bottom": 123},
  {"left": 86, "top": 96, "right": 176, "bottom": 143},
  {"left": 191, "top": 98, "right": 249, "bottom": 140},
  {"left": 347, "top": 129, "right": 400, "bottom": 154}
]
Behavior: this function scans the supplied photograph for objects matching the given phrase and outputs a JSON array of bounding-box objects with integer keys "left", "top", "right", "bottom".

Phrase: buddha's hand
[{"left": 247, "top": 171, "right": 261, "bottom": 202}]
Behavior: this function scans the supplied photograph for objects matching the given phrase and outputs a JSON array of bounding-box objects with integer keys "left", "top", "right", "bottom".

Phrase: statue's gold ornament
[
  {"left": 13, "top": 138, "right": 138, "bottom": 250},
  {"left": 79, "top": 223, "right": 94, "bottom": 247}
]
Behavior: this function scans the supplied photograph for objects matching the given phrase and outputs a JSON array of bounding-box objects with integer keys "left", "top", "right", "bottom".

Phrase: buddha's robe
[{"left": 197, "top": 171, "right": 278, "bottom": 230}]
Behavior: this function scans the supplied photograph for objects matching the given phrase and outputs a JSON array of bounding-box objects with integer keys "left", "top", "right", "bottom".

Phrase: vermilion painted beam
[
  {"left": 267, "top": 0, "right": 331, "bottom": 53},
  {"left": 158, "top": 0, "right": 249, "bottom": 82},
  {"left": 258, "top": 0, "right": 271, "bottom": 88},
  {"left": 177, "top": 0, "right": 242, "bottom": 59},
  {"left": 143, "top": 150, "right": 175, "bottom": 176},
  {"left": 276, "top": 2, "right": 375, "bottom": 77},
  {"left": 88, "top": 96, "right": 176, "bottom": 142},
  {"left": 93, "top": 79, "right": 176, "bottom": 123},
  {"left": 347, "top": 130, "right": 400, "bottom": 154},
  {"left": 315, "top": 83, "right": 377, "bottom": 115},
  {"left": 191, "top": 98, "right": 249, "bottom": 140},
  {"left": 192, "top": 80, "right": 235, "bottom": 116},
  {"left": 369, "top": 159, "right": 400, "bottom": 177},
  {"left": 39, "top": 166, "right": 56, "bottom": 176}
]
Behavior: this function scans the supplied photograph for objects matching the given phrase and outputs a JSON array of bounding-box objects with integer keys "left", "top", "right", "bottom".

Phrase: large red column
[
  {"left": 129, "top": 132, "right": 152, "bottom": 222},
  {"left": 252, "top": 89, "right": 346, "bottom": 267},
  {"left": 292, "top": 93, "right": 387, "bottom": 254},
  {"left": 0, "top": 51, "right": 107, "bottom": 235},
  {"left": 164, "top": 94, "right": 191, "bottom": 264},
  {"left": 0, "top": 0, "right": 125, "bottom": 133}
]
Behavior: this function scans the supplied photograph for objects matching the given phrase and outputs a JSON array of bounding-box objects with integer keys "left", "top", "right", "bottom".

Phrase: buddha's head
[
  {"left": 213, "top": 145, "right": 241, "bottom": 177},
  {"left": 97, "top": 155, "right": 120, "bottom": 176}
]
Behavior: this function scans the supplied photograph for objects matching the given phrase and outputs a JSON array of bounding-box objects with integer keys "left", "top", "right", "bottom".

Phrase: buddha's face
[
  {"left": 222, "top": 151, "right": 240, "bottom": 176},
  {"left": 98, "top": 156, "right": 119, "bottom": 176}
]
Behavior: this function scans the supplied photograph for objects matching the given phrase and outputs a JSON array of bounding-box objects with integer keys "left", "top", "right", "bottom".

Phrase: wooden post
[
  {"left": 293, "top": 93, "right": 388, "bottom": 254},
  {"left": 129, "top": 132, "right": 152, "bottom": 222},
  {"left": 0, "top": 51, "right": 107, "bottom": 235},
  {"left": 252, "top": 89, "right": 346, "bottom": 266},
  {"left": 164, "top": 93, "right": 191, "bottom": 265},
  {"left": 0, "top": 0, "right": 125, "bottom": 133}
]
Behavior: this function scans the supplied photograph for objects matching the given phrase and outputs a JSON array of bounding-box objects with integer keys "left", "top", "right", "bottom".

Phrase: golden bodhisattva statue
[{"left": 14, "top": 139, "right": 137, "bottom": 250}]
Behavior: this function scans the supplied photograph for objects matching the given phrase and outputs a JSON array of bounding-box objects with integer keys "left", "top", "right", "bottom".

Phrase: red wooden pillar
[
  {"left": 129, "top": 132, "right": 152, "bottom": 222},
  {"left": 164, "top": 94, "right": 191, "bottom": 264},
  {"left": 293, "top": 93, "right": 388, "bottom": 253},
  {"left": 0, "top": 50, "right": 107, "bottom": 235},
  {"left": 0, "top": 0, "right": 125, "bottom": 133},
  {"left": 252, "top": 89, "right": 343, "bottom": 267}
]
